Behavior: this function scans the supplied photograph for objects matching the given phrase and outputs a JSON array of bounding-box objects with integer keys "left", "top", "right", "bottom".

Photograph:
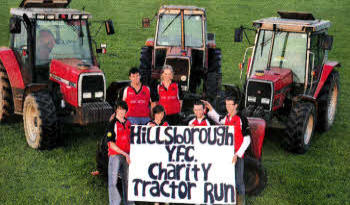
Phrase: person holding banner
[
  {"left": 106, "top": 101, "right": 135, "bottom": 205},
  {"left": 202, "top": 97, "right": 251, "bottom": 205},
  {"left": 151, "top": 65, "right": 183, "bottom": 125},
  {"left": 147, "top": 105, "right": 169, "bottom": 126},
  {"left": 188, "top": 100, "right": 211, "bottom": 126}
]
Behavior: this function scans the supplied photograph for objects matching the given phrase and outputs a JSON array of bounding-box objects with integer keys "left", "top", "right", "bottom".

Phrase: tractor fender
[
  {"left": 292, "top": 95, "right": 318, "bottom": 112},
  {"left": 247, "top": 117, "right": 266, "bottom": 160},
  {"left": 106, "top": 80, "right": 130, "bottom": 107},
  {"left": 313, "top": 61, "right": 341, "bottom": 98},
  {"left": 0, "top": 47, "right": 25, "bottom": 89},
  {"left": 24, "top": 84, "right": 48, "bottom": 96}
]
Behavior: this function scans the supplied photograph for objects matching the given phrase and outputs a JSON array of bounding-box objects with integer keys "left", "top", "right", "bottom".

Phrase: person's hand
[
  {"left": 201, "top": 100, "right": 213, "bottom": 111},
  {"left": 125, "top": 154, "right": 131, "bottom": 164},
  {"left": 232, "top": 154, "right": 238, "bottom": 164},
  {"left": 109, "top": 113, "right": 116, "bottom": 121},
  {"left": 148, "top": 123, "right": 156, "bottom": 127}
]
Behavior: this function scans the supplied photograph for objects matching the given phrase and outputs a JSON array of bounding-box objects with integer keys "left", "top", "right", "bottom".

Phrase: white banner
[{"left": 128, "top": 125, "right": 236, "bottom": 204}]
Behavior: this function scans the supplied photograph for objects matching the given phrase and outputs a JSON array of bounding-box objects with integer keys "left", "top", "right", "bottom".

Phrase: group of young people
[{"left": 106, "top": 66, "right": 251, "bottom": 205}]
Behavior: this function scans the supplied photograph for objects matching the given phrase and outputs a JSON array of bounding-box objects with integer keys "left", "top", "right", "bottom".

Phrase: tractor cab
[{"left": 141, "top": 5, "right": 221, "bottom": 103}]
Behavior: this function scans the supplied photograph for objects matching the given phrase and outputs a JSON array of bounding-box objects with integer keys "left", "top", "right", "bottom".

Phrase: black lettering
[
  {"left": 174, "top": 127, "right": 184, "bottom": 144},
  {"left": 142, "top": 126, "right": 147, "bottom": 144},
  {"left": 224, "top": 184, "right": 235, "bottom": 203},
  {"left": 164, "top": 127, "right": 173, "bottom": 145},
  {"left": 142, "top": 180, "right": 151, "bottom": 197},
  {"left": 183, "top": 128, "right": 193, "bottom": 144},
  {"left": 147, "top": 127, "right": 155, "bottom": 144},
  {"left": 158, "top": 162, "right": 168, "bottom": 180},
  {"left": 148, "top": 163, "right": 159, "bottom": 180},
  {"left": 199, "top": 128, "right": 208, "bottom": 144},
  {"left": 160, "top": 181, "right": 170, "bottom": 197},
  {"left": 191, "top": 164, "right": 200, "bottom": 181},
  {"left": 191, "top": 128, "right": 200, "bottom": 144},
  {"left": 165, "top": 145, "right": 176, "bottom": 162},
  {"left": 132, "top": 179, "right": 142, "bottom": 196},
  {"left": 167, "top": 164, "right": 176, "bottom": 180},
  {"left": 225, "top": 127, "right": 234, "bottom": 146},
  {"left": 155, "top": 127, "right": 163, "bottom": 144},
  {"left": 169, "top": 181, "right": 179, "bottom": 199},
  {"left": 202, "top": 163, "right": 212, "bottom": 181},
  {"left": 175, "top": 164, "right": 186, "bottom": 180},
  {"left": 214, "top": 183, "right": 224, "bottom": 201},
  {"left": 207, "top": 127, "right": 217, "bottom": 145},
  {"left": 187, "top": 182, "right": 196, "bottom": 200},
  {"left": 204, "top": 182, "right": 214, "bottom": 204},
  {"left": 176, "top": 145, "right": 186, "bottom": 161},
  {"left": 130, "top": 126, "right": 142, "bottom": 144},
  {"left": 216, "top": 126, "right": 226, "bottom": 146},
  {"left": 150, "top": 181, "right": 160, "bottom": 197},
  {"left": 184, "top": 146, "right": 194, "bottom": 162},
  {"left": 178, "top": 181, "right": 188, "bottom": 199}
]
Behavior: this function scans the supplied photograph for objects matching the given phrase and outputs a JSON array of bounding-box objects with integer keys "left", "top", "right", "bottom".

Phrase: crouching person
[
  {"left": 202, "top": 97, "right": 251, "bottom": 205},
  {"left": 107, "top": 101, "right": 135, "bottom": 205}
]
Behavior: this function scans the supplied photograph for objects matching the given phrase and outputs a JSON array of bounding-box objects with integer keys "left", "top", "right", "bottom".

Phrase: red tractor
[
  {"left": 0, "top": 0, "right": 115, "bottom": 149},
  {"left": 232, "top": 11, "right": 340, "bottom": 154},
  {"left": 139, "top": 5, "right": 222, "bottom": 106}
]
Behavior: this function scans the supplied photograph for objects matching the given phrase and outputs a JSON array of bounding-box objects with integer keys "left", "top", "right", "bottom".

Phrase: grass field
[{"left": 0, "top": 0, "right": 350, "bottom": 204}]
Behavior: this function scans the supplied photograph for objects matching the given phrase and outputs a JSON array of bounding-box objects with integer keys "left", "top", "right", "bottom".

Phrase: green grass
[{"left": 1, "top": 0, "right": 350, "bottom": 204}]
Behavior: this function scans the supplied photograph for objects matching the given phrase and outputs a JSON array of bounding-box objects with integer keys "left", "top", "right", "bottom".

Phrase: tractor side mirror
[
  {"left": 207, "top": 33, "right": 215, "bottom": 41},
  {"left": 105, "top": 20, "right": 115, "bottom": 35},
  {"left": 9, "top": 17, "right": 21, "bottom": 34},
  {"left": 322, "top": 35, "right": 333, "bottom": 50},
  {"left": 234, "top": 27, "right": 244, "bottom": 42},
  {"left": 96, "top": 44, "right": 107, "bottom": 54},
  {"left": 142, "top": 18, "right": 150, "bottom": 28}
]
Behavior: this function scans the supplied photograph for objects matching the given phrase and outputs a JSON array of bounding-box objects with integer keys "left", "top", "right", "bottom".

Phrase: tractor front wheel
[
  {"left": 244, "top": 156, "right": 267, "bottom": 196},
  {"left": 0, "top": 66, "right": 13, "bottom": 122},
  {"left": 96, "top": 134, "right": 109, "bottom": 176},
  {"left": 284, "top": 102, "right": 316, "bottom": 154},
  {"left": 317, "top": 70, "right": 340, "bottom": 132},
  {"left": 23, "top": 91, "right": 59, "bottom": 149},
  {"left": 205, "top": 48, "right": 222, "bottom": 104}
]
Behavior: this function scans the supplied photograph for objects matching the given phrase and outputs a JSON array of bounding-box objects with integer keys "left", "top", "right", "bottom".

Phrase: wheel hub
[
  {"left": 26, "top": 104, "right": 39, "bottom": 143},
  {"left": 304, "top": 114, "right": 314, "bottom": 145},
  {"left": 327, "top": 84, "right": 338, "bottom": 125}
]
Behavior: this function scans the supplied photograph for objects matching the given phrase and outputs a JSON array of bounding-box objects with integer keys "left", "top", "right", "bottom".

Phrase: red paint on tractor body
[
  {"left": 0, "top": 47, "right": 25, "bottom": 89},
  {"left": 49, "top": 58, "right": 102, "bottom": 107},
  {"left": 247, "top": 117, "right": 266, "bottom": 160},
  {"left": 313, "top": 61, "right": 340, "bottom": 98},
  {"left": 251, "top": 67, "right": 293, "bottom": 111}
]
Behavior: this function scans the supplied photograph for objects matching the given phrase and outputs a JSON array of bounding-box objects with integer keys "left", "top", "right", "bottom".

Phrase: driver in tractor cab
[
  {"left": 202, "top": 97, "right": 251, "bottom": 205},
  {"left": 37, "top": 29, "right": 56, "bottom": 65}
]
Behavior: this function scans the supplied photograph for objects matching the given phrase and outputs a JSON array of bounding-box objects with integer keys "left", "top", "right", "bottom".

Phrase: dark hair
[
  {"left": 193, "top": 100, "right": 205, "bottom": 109},
  {"left": 152, "top": 105, "right": 165, "bottom": 116},
  {"left": 225, "top": 96, "right": 238, "bottom": 105},
  {"left": 115, "top": 100, "right": 128, "bottom": 111},
  {"left": 129, "top": 67, "right": 140, "bottom": 76}
]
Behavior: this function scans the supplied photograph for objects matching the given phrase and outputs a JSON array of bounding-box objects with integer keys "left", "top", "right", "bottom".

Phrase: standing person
[
  {"left": 147, "top": 105, "right": 169, "bottom": 205},
  {"left": 151, "top": 65, "right": 183, "bottom": 125},
  {"left": 202, "top": 97, "right": 251, "bottom": 205},
  {"left": 122, "top": 67, "right": 152, "bottom": 125},
  {"left": 188, "top": 100, "right": 210, "bottom": 126},
  {"left": 106, "top": 101, "right": 135, "bottom": 205}
]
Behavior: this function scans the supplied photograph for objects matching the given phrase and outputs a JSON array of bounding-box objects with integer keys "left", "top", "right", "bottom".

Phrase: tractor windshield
[
  {"left": 251, "top": 30, "right": 307, "bottom": 83},
  {"left": 35, "top": 20, "right": 93, "bottom": 66},
  {"left": 157, "top": 14, "right": 203, "bottom": 47}
]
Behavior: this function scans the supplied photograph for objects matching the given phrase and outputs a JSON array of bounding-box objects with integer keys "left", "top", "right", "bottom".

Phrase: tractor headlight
[
  {"left": 247, "top": 96, "right": 256, "bottom": 103},
  {"left": 181, "top": 75, "right": 187, "bottom": 81},
  {"left": 81, "top": 14, "right": 89, "bottom": 20},
  {"left": 261, "top": 98, "right": 270, "bottom": 104},
  {"left": 83, "top": 92, "right": 92, "bottom": 99},
  {"left": 95, "top": 91, "right": 104, "bottom": 98},
  {"left": 72, "top": 14, "right": 80, "bottom": 20},
  {"left": 46, "top": 14, "right": 55, "bottom": 20}
]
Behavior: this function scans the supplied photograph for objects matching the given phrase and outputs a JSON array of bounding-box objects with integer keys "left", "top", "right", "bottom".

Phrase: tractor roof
[
  {"left": 253, "top": 11, "right": 331, "bottom": 32},
  {"left": 19, "top": 0, "right": 71, "bottom": 8},
  {"left": 159, "top": 5, "right": 206, "bottom": 15},
  {"left": 10, "top": 7, "right": 91, "bottom": 19}
]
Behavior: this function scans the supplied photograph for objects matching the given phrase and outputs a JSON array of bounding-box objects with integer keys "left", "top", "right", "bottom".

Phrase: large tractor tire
[
  {"left": 139, "top": 46, "right": 152, "bottom": 86},
  {"left": 96, "top": 135, "right": 109, "bottom": 176},
  {"left": 23, "top": 91, "right": 59, "bottom": 149},
  {"left": 244, "top": 156, "right": 267, "bottom": 196},
  {"left": 317, "top": 70, "right": 340, "bottom": 132},
  {"left": 283, "top": 102, "right": 316, "bottom": 154},
  {"left": 205, "top": 48, "right": 222, "bottom": 104},
  {"left": 0, "top": 66, "right": 13, "bottom": 122}
]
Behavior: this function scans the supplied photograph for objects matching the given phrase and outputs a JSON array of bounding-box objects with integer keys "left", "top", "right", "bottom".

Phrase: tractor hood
[{"left": 250, "top": 67, "right": 293, "bottom": 91}]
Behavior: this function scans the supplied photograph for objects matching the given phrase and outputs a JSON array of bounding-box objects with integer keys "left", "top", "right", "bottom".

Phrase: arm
[
  {"left": 207, "top": 109, "right": 225, "bottom": 125},
  {"left": 235, "top": 116, "right": 252, "bottom": 158},
  {"left": 235, "top": 136, "right": 251, "bottom": 158},
  {"left": 177, "top": 82, "right": 183, "bottom": 110}
]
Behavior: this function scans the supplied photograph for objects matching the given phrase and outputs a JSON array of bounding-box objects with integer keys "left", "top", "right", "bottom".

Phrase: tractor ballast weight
[
  {"left": 0, "top": 0, "right": 115, "bottom": 149},
  {"left": 139, "top": 5, "right": 222, "bottom": 109},
  {"left": 234, "top": 11, "right": 340, "bottom": 154}
]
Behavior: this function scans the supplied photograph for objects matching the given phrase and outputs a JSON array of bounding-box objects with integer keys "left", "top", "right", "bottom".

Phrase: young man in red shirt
[
  {"left": 122, "top": 67, "right": 152, "bottom": 125},
  {"left": 188, "top": 100, "right": 211, "bottom": 126},
  {"left": 203, "top": 97, "right": 251, "bottom": 205},
  {"left": 106, "top": 101, "right": 135, "bottom": 205}
]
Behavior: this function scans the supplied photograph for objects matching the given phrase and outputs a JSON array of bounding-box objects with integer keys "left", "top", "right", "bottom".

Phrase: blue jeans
[
  {"left": 127, "top": 117, "right": 150, "bottom": 125},
  {"left": 108, "top": 155, "right": 135, "bottom": 205},
  {"left": 235, "top": 157, "right": 245, "bottom": 196}
]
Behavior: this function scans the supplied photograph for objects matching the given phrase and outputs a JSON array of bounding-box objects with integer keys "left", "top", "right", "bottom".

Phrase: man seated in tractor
[
  {"left": 37, "top": 29, "right": 56, "bottom": 65},
  {"left": 120, "top": 67, "right": 152, "bottom": 125},
  {"left": 106, "top": 101, "right": 135, "bottom": 205},
  {"left": 151, "top": 65, "right": 183, "bottom": 125},
  {"left": 188, "top": 100, "right": 211, "bottom": 126},
  {"left": 202, "top": 97, "right": 251, "bottom": 205}
]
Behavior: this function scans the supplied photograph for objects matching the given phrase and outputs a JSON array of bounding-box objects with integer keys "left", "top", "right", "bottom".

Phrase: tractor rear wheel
[
  {"left": 284, "top": 102, "right": 316, "bottom": 154},
  {"left": 139, "top": 46, "right": 152, "bottom": 86},
  {"left": 317, "top": 70, "right": 340, "bottom": 132},
  {"left": 23, "top": 91, "right": 59, "bottom": 149},
  {"left": 205, "top": 48, "right": 222, "bottom": 104},
  {"left": 0, "top": 66, "right": 13, "bottom": 122},
  {"left": 96, "top": 134, "right": 109, "bottom": 176},
  {"left": 244, "top": 156, "right": 267, "bottom": 196}
]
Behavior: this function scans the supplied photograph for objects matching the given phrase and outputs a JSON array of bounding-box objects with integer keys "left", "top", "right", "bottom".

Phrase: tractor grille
[
  {"left": 80, "top": 74, "right": 105, "bottom": 104},
  {"left": 165, "top": 58, "right": 189, "bottom": 76},
  {"left": 245, "top": 79, "right": 273, "bottom": 111}
]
